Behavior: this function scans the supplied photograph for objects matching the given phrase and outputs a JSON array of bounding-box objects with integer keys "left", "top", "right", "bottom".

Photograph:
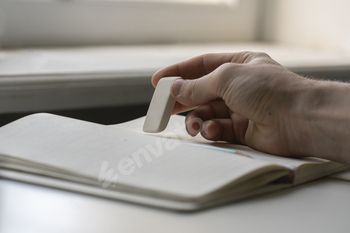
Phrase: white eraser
[{"left": 143, "top": 77, "right": 181, "bottom": 133}]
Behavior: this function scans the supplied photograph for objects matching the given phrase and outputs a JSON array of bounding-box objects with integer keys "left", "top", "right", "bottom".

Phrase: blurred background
[{"left": 0, "top": 0, "right": 349, "bottom": 125}]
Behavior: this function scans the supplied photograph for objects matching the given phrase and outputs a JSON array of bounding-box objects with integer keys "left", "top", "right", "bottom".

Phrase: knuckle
[
  {"left": 188, "top": 79, "right": 197, "bottom": 96},
  {"left": 241, "top": 51, "right": 254, "bottom": 61},
  {"left": 212, "top": 63, "right": 238, "bottom": 97},
  {"left": 254, "top": 52, "right": 271, "bottom": 58},
  {"left": 236, "top": 51, "right": 272, "bottom": 64},
  {"left": 182, "top": 79, "right": 198, "bottom": 101},
  {"left": 200, "top": 104, "right": 213, "bottom": 113},
  {"left": 251, "top": 52, "right": 274, "bottom": 65}
]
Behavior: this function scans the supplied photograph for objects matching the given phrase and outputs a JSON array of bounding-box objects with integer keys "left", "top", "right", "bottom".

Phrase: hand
[
  {"left": 152, "top": 52, "right": 308, "bottom": 156},
  {"left": 152, "top": 52, "right": 350, "bottom": 163}
]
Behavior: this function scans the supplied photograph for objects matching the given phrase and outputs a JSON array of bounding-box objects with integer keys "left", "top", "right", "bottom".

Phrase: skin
[{"left": 152, "top": 52, "right": 350, "bottom": 164}]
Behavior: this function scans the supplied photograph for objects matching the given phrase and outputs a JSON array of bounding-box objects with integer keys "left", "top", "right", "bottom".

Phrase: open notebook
[{"left": 0, "top": 113, "right": 348, "bottom": 211}]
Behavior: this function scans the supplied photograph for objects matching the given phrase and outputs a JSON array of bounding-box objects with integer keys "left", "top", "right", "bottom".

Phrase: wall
[{"left": 262, "top": 0, "right": 350, "bottom": 51}]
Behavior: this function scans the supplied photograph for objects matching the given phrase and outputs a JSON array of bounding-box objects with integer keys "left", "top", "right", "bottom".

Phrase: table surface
[{"left": 1, "top": 175, "right": 350, "bottom": 233}]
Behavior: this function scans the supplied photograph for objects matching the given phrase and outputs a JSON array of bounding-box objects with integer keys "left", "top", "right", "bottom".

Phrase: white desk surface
[{"left": 1, "top": 176, "right": 350, "bottom": 233}]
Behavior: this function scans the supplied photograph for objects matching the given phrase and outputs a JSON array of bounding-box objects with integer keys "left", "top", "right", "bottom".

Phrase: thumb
[{"left": 171, "top": 76, "right": 219, "bottom": 107}]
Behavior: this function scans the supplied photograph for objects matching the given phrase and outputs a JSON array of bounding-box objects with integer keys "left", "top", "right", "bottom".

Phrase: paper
[{"left": 0, "top": 113, "right": 281, "bottom": 199}]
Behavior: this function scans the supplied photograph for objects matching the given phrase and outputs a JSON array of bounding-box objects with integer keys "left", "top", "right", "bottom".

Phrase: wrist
[
  {"left": 289, "top": 79, "right": 350, "bottom": 163},
  {"left": 279, "top": 76, "right": 315, "bottom": 157}
]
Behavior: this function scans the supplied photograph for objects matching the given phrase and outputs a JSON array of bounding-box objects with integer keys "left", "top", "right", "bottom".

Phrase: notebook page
[
  {"left": 112, "top": 115, "right": 328, "bottom": 168},
  {"left": 0, "top": 113, "right": 283, "bottom": 199}
]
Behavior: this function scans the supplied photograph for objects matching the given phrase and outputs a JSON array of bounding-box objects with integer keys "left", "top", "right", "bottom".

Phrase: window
[{"left": 0, "top": 0, "right": 260, "bottom": 47}]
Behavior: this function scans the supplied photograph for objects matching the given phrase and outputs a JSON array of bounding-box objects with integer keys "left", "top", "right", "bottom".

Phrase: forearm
[{"left": 290, "top": 79, "right": 350, "bottom": 163}]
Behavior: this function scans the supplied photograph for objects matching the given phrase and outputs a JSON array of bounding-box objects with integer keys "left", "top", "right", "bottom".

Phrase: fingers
[
  {"left": 172, "top": 102, "right": 196, "bottom": 115},
  {"left": 170, "top": 62, "right": 239, "bottom": 109},
  {"left": 184, "top": 101, "right": 249, "bottom": 144},
  {"left": 171, "top": 75, "right": 220, "bottom": 107},
  {"left": 172, "top": 97, "right": 223, "bottom": 115},
  {"left": 185, "top": 100, "right": 229, "bottom": 136},
  {"left": 185, "top": 101, "right": 230, "bottom": 122},
  {"left": 201, "top": 119, "right": 237, "bottom": 143},
  {"left": 152, "top": 53, "right": 236, "bottom": 87},
  {"left": 186, "top": 118, "right": 245, "bottom": 144},
  {"left": 185, "top": 101, "right": 229, "bottom": 137}
]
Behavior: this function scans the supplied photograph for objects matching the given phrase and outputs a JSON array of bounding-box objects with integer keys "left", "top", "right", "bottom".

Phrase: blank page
[{"left": 0, "top": 113, "right": 281, "bottom": 199}]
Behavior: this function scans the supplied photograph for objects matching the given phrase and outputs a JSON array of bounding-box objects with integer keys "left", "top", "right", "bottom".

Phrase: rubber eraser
[{"left": 143, "top": 77, "right": 181, "bottom": 133}]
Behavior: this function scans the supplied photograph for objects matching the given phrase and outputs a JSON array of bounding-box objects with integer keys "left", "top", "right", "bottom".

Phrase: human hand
[{"left": 152, "top": 52, "right": 313, "bottom": 157}]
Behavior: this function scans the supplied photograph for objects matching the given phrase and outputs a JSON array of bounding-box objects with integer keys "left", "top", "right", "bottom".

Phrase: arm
[{"left": 152, "top": 52, "right": 350, "bottom": 164}]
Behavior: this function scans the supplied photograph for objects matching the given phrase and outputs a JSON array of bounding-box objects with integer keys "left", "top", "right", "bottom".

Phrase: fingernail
[{"left": 172, "top": 79, "right": 185, "bottom": 97}]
